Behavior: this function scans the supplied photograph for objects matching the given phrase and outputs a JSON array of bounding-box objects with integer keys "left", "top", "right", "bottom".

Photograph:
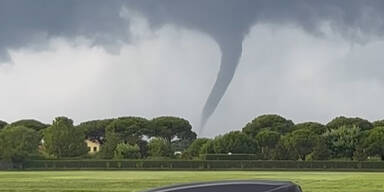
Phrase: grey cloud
[
  {"left": 2, "top": 0, "right": 384, "bottom": 55},
  {"left": 0, "top": 0, "right": 128, "bottom": 59}
]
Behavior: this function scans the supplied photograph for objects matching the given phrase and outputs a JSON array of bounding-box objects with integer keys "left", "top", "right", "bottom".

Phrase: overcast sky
[{"left": 1, "top": 1, "right": 384, "bottom": 137}]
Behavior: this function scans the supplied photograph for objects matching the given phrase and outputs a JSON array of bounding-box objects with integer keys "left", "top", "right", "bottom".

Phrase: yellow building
[{"left": 86, "top": 139, "right": 100, "bottom": 154}]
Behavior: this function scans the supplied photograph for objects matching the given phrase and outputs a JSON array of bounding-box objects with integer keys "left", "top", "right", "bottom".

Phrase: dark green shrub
[{"left": 114, "top": 143, "right": 141, "bottom": 159}]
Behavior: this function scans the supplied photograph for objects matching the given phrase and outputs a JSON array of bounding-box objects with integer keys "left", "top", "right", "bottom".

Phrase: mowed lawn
[{"left": 0, "top": 171, "right": 383, "bottom": 192}]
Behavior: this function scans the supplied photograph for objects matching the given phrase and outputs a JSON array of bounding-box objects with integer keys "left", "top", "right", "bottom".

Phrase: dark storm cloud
[
  {"left": 2, "top": 0, "right": 384, "bottom": 56},
  {"left": 0, "top": 0, "right": 128, "bottom": 60},
  {"left": 1, "top": 0, "right": 384, "bottom": 134}
]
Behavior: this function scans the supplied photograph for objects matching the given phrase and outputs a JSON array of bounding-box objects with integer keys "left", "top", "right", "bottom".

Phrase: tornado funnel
[{"left": 200, "top": 35, "right": 244, "bottom": 134}]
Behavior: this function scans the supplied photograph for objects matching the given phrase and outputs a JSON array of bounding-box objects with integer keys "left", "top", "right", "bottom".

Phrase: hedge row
[
  {"left": 0, "top": 161, "right": 13, "bottom": 169},
  {"left": 19, "top": 160, "right": 384, "bottom": 170},
  {"left": 202, "top": 154, "right": 261, "bottom": 160}
]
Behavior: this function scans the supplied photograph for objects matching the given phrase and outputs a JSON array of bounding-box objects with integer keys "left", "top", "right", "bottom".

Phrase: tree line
[{"left": 1, "top": 114, "right": 384, "bottom": 162}]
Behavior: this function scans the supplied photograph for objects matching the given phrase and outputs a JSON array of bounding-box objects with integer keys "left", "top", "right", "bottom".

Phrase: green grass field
[{"left": 0, "top": 171, "right": 383, "bottom": 192}]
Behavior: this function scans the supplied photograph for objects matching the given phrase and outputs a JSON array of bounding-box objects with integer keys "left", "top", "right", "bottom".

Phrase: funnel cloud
[{"left": 200, "top": 35, "right": 243, "bottom": 132}]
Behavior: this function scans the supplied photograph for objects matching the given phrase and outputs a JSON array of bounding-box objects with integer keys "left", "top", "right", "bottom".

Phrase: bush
[
  {"left": 114, "top": 143, "right": 141, "bottom": 159},
  {"left": 0, "top": 126, "right": 40, "bottom": 162},
  {"left": 353, "top": 146, "right": 368, "bottom": 161},
  {"left": 310, "top": 140, "right": 331, "bottom": 160},
  {"left": 0, "top": 120, "right": 7, "bottom": 130},
  {"left": 148, "top": 138, "right": 172, "bottom": 158},
  {"left": 185, "top": 138, "right": 211, "bottom": 158},
  {"left": 200, "top": 140, "right": 215, "bottom": 154},
  {"left": 43, "top": 117, "right": 88, "bottom": 158},
  {"left": 212, "top": 131, "right": 258, "bottom": 154},
  {"left": 273, "top": 136, "right": 298, "bottom": 160}
]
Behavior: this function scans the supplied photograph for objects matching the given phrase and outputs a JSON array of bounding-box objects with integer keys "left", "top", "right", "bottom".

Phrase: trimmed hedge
[
  {"left": 0, "top": 161, "right": 13, "bottom": 169},
  {"left": 19, "top": 160, "right": 384, "bottom": 170},
  {"left": 202, "top": 154, "right": 261, "bottom": 160}
]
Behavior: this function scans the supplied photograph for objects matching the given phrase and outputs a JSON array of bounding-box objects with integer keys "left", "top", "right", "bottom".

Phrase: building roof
[{"left": 85, "top": 139, "right": 101, "bottom": 145}]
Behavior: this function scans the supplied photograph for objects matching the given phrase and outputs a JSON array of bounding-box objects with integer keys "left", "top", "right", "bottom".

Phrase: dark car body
[{"left": 145, "top": 180, "right": 302, "bottom": 192}]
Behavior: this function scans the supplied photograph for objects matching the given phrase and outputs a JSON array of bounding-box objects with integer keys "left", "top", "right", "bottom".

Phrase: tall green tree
[
  {"left": 373, "top": 120, "right": 384, "bottom": 128},
  {"left": 101, "top": 117, "right": 149, "bottom": 158},
  {"left": 43, "top": 117, "right": 88, "bottom": 158},
  {"left": 364, "top": 127, "right": 384, "bottom": 160},
  {"left": 148, "top": 137, "right": 173, "bottom": 158},
  {"left": 273, "top": 136, "right": 298, "bottom": 160},
  {"left": 326, "top": 116, "right": 373, "bottom": 131},
  {"left": 114, "top": 143, "right": 141, "bottom": 159},
  {"left": 199, "top": 140, "right": 215, "bottom": 154},
  {"left": 0, "top": 126, "right": 40, "bottom": 162},
  {"left": 100, "top": 130, "right": 121, "bottom": 159},
  {"left": 149, "top": 116, "right": 196, "bottom": 142},
  {"left": 242, "top": 114, "right": 294, "bottom": 136},
  {"left": 107, "top": 117, "right": 149, "bottom": 143},
  {"left": 212, "top": 131, "right": 257, "bottom": 154},
  {"left": 255, "top": 130, "right": 281, "bottom": 159},
  {"left": 9, "top": 119, "right": 49, "bottom": 131},
  {"left": 77, "top": 119, "right": 114, "bottom": 143},
  {"left": 0, "top": 120, "right": 7, "bottom": 130},
  {"left": 324, "top": 125, "right": 362, "bottom": 160},
  {"left": 310, "top": 139, "right": 331, "bottom": 160},
  {"left": 186, "top": 138, "right": 211, "bottom": 157},
  {"left": 286, "top": 129, "right": 318, "bottom": 160},
  {"left": 293, "top": 122, "right": 326, "bottom": 135}
]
